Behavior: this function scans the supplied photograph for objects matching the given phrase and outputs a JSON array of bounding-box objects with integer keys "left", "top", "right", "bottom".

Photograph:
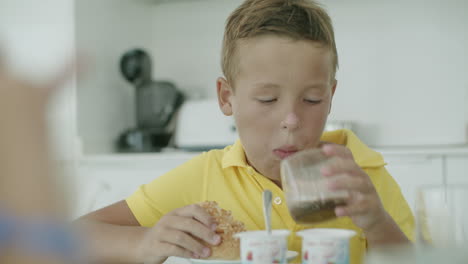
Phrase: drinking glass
[
  {"left": 365, "top": 185, "right": 468, "bottom": 264},
  {"left": 280, "top": 149, "right": 348, "bottom": 224},
  {"left": 415, "top": 185, "right": 468, "bottom": 247}
]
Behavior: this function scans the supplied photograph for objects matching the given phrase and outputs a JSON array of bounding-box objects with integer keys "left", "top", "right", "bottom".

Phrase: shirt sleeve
[
  {"left": 125, "top": 152, "right": 208, "bottom": 227},
  {"left": 365, "top": 166, "right": 415, "bottom": 242}
]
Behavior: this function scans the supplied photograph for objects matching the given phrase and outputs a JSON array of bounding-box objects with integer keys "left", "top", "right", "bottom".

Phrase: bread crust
[{"left": 198, "top": 201, "right": 246, "bottom": 260}]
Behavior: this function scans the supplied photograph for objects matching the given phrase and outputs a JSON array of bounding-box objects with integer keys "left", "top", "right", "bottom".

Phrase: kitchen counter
[
  {"left": 78, "top": 144, "right": 468, "bottom": 164},
  {"left": 373, "top": 144, "right": 468, "bottom": 156}
]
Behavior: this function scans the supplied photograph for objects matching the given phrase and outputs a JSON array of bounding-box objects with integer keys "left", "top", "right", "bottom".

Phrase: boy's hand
[
  {"left": 138, "top": 204, "right": 221, "bottom": 263},
  {"left": 320, "top": 144, "right": 390, "bottom": 233}
]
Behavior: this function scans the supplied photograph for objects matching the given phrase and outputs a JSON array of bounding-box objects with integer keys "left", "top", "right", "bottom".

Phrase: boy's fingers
[
  {"left": 317, "top": 141, "right": 333, "bottom": 148},
  {"left": 335, "top": 202, "right": 367, "bottom": 217},
  {"left": 335, "top": 191, "right": 375, "bottom": 217},
  {"left": 335, "top": 206, "right": 348, "bottom": 217},
  {"left": 161, "top": 229, "right": 210, "bottom": 258},
  {"left": 165, "top": 215, "right": 220, "bottom": 246},
  {"left": 175, "top": 204, "right": 217, "bottom": 229},
  {"left": 321, "top": 144, "right": 354, "bottom": 160},
  {"left": 158, "top": 242, "right": 194, "bottom": 259},
  {"left": 321, "top": 158, "right": 360, "bottom": 176},
  {"left": 326, "top": 174, "right": 374, "bottom": 193}
]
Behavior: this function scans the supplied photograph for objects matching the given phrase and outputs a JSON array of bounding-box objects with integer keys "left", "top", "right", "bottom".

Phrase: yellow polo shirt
[{"left": 126, "top": 129, "right": 414, "bottom": 264}]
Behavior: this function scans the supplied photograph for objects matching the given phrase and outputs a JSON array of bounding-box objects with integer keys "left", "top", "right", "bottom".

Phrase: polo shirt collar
[{"left": 222, "top": 139, "right": 249, "bottom": 169}]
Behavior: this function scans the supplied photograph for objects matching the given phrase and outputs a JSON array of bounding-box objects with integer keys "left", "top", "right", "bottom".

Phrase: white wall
[
  {"left": 72, "top": 0, "right": 468, "bottom": 154},
  {"left": 149, "top": 0, "right": 240, "bottom": 99},
  {"left": 327, "top": 0, "right": 468, "bottom": 146},
  {"left": 148, "top": 0, "right": 468, "bottom": 147}
]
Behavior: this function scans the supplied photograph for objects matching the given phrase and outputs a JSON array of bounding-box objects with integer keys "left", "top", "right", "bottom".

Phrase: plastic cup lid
[
  {"left": 297, "top": 228, "right": 356, "bottom": 239},
  {"left": 234, "top": 229, "right": 290, "bottom": 238}
]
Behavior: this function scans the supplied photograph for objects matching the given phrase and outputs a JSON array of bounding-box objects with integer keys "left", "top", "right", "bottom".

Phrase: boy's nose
[{"left": 281, "top": 112, "right": 300, "bottom": 130}]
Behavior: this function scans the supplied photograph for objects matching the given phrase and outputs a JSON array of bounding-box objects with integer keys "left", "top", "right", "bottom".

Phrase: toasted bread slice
[{"left": 198, "top": 201, "right": 246, "bottom": 260}]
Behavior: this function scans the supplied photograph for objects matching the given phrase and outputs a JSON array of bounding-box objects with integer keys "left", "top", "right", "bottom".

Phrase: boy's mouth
[{"left": 273, "top": 146, "right": 298, "bottom": 159}]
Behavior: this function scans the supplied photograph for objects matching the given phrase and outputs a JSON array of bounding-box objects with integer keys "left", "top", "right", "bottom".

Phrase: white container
[
  {"left": 174, "top": 99, "right": 237, "bottom": 150},
  {"left": 297, "top": 228, "right": 356, "bottom": 264},
  {"left": 365, "top": 245, "right": 468, "bottom": 264},
  {"left": 234, "top": 230, "right": 290, "bottom": 264}
]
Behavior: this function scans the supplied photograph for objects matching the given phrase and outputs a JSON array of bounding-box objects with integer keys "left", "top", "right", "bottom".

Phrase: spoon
[{"left": 262, "top": 189, "right": 273, "bottom": 235}]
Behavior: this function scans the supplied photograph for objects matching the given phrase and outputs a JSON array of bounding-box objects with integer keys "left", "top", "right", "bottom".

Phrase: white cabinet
[
  {"left": 378, "top": 147, "right": 468, "bottom": 213},
  {"left": 446, "top": 156, "right": 468, "bottom": 184},
  {"left": 71, "top": 152, "right": 198, "bottom": 218},
  {"left": 382, "top": 154, "right": 444, "bottom": 212}
]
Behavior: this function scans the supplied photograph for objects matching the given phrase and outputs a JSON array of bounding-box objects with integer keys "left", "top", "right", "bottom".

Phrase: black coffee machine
[{"left": 116, "top": 49, "right": 184, "bottom": 152}]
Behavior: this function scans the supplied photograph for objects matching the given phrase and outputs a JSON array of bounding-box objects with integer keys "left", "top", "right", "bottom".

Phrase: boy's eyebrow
[
  {"left": 253, "top": 82, "right": 280, "bottom": 89},
  {"left": 253, "top": 82, "right": 328, "bottom": 90},
  {"left": 304, "top": 83, "right": 328, "bottom": 90}
]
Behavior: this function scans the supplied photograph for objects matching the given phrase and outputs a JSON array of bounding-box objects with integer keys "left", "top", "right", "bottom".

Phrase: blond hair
[{"left": 222, "top": 0, "right": 338, "bottom": 84}]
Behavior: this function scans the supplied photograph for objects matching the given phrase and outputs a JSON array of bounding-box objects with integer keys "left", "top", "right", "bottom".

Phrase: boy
[{"left": 78, "top": 0, "right": 414, "bottom": 263}]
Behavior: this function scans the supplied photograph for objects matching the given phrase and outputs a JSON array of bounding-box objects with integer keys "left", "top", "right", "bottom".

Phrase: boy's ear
[
  {"left": 216, "top": 77, "right": 234, "bottom": 116},
  {"left": 329, "top": 79, "right": 338, "bottom": 114},
  {"left": 331, "top": 79, "right": 337, "bottom": 97}
]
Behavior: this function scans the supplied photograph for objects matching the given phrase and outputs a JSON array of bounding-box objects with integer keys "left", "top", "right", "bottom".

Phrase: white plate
[{"left": 189, "top": 250, "right": 298, "bottom": 263}]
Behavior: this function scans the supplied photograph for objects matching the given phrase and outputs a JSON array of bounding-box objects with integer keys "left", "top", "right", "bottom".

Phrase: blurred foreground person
[{"left": 0, "top": 56, "right": 82, "bottom": 264}]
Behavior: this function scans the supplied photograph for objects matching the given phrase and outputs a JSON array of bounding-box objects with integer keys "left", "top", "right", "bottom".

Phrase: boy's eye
[
  {"left": 304, "top": 99, "right": 322, "bottom": 104},
  {"left": 257, "top": 98, "right": 277, "bottom": 103}
]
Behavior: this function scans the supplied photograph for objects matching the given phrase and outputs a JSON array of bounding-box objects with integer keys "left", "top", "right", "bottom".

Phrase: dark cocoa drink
[{"left": 289, "top": 198, "right": 346, "bottom": 224}]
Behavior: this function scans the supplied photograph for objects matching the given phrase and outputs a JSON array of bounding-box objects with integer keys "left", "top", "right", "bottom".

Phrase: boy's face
[{"left": 217, "top": 35, "right": 337, "bottom": 182}]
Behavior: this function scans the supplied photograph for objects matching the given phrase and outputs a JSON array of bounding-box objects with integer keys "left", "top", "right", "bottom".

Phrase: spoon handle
[{"left": 262, "top": 190, "right": 273, "bottom": 234}]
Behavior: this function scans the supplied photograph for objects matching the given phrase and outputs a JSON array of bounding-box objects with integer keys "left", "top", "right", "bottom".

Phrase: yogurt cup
[
  {"left": 234, "top": 230, "right": 290, "bottom": 264},
  {"left": 297, "top": 228, "right": 356, "bottom": 264}
]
